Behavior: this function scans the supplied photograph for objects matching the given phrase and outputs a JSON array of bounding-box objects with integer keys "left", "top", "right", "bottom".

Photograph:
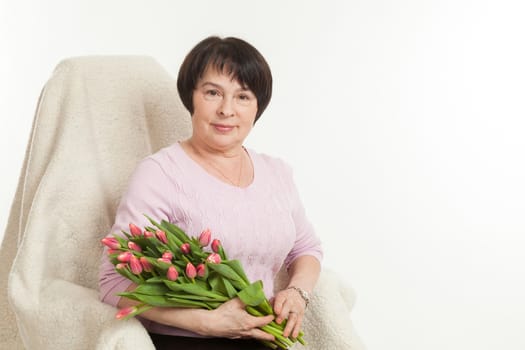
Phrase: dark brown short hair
[{"left": 177, "top": 36, "right": 272, "bottom": 123}]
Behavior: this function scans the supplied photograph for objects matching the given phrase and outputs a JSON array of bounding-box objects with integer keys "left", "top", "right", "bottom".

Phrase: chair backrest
[{"left": 0, "top": 56, "right": 191, "bottom": 346}]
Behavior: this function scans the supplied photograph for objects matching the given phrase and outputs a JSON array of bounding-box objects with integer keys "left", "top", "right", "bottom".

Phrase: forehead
[{"left": 198, "top": 66, "right": 248, "bottom": 90}]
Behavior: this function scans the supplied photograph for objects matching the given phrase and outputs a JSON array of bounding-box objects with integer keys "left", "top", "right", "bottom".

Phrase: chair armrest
[
  {"left": 301, "top": 268, "right": 366, "bottom": 350},
  {"left": 10, "top": 279, "right": 154, "bottom": 350}
]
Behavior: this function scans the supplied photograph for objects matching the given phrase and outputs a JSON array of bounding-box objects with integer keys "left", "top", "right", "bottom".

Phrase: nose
[{"left": 218, "top": 97, "right": 234, "bottom": 117}]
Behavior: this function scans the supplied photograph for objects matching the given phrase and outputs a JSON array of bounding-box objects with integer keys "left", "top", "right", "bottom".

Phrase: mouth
[{"left": 212, "top": 123, "right": 235, "bottom": 132}]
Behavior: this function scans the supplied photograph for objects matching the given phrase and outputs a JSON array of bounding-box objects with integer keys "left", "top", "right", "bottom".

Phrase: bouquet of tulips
[{"left": 101, "top": 215, "right": 305, "bottom": 349}]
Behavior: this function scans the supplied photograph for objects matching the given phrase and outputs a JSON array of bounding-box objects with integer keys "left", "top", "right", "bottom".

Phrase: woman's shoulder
[
  {"left": 146, "top": 142, "right": 182, "bottom": 163},
  {"left": 131, "top": 143, "right": 184, "bottom": 180},
  {"left": 248, "top": 148, "right": 293, "bottom": 177}
]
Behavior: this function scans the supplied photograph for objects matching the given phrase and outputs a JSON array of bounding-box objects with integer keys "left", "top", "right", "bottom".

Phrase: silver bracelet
[{"left": 287, "top": 286, "right": 310, "bottom": 308}]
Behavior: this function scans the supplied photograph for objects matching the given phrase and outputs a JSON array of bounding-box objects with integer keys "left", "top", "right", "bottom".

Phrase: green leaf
[
  {"left": 159, "top": 220, "right": 191, "bottom": 242},
  {"left": 163, "top": 281, "right": 229, "bottom": 302},
  {"left": 222, "top": 260, "right": 250, "bottom": 285},
  {"left": 146, "top": 276, "right": 165, "bottom": 283},
  {"left": 166, "top": 293, "right": 226, "bottom": 302},
  {"left": 221, "top": 277, "right": 239, "bottom": 299},
  {"left": 165, "top": 296, "right": 211, "bottom": 309},
  {"left": 134, "top": 283, "right": 171, "bottom": 296},
  {"left": 237, "top": 281, "right": 267, "bottom": 307},
  {"left": 207, "top": 263, "right": 247, "bottom": 290},
  {"left": 208, "top": 272, "right": 227, "bottom": 296},
  {"left": 118, "top": 293, "right": 173, "bottom": 307},
  {"left": 217, "top": 245, "right": 228, "bottom": 261},
  {"left": 115, "top": 266, "right": 142, "bottom": 284}
]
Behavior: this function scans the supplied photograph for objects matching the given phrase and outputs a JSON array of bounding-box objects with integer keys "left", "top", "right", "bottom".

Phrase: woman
[{"left": 99, "top": 36, "right": 322, "bottom": 350}]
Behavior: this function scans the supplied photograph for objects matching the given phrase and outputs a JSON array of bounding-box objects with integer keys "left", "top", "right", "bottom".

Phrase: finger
[
  {"left": 292, "top": 315, "right": 303, "bottom": 339},
  {"left": 250, "top": 328, "right": 276, "bottom": 342},
  {"left": 283, "top": 311, "right": 298, "bottom": 337},
  {"left": 275, "top": 302, "right": 292, "bottom": 324},
  {"left": 250, "top": 314, "right": 275, "bottom": 328},
  {"left": 272, "top": 294, "right": 286, "bottom": 314}
]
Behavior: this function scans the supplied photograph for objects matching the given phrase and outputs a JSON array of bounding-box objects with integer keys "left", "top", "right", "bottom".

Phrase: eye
[
  {"left": 203, "top": 89, "right": 222, "bottom": 100},
  {"left": 236, "top": 91, "right": 255, "bottom": 105}
]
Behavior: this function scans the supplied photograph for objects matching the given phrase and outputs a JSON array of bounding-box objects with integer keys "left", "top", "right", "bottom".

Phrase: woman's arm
[
  {"left": 272, "top": 255, "right": 321, "bottom": 338},
  {"left": 117, "top": 283, "right": 276, "bottom": 341}
]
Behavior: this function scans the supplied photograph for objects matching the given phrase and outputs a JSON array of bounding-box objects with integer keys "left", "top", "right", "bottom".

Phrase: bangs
[{"left": 203, "top": 47, "right": 258, "bottom": 91}]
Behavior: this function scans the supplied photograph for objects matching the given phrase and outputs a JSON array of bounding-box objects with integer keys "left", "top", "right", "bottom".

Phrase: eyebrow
[{"left": 200, "top": 81, "right": 251, "bottom": 92}]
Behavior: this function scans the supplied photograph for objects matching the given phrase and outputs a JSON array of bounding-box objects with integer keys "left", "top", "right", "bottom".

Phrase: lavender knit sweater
[{"left": 99, "top": 142, "right": 322, "bottom": 336}]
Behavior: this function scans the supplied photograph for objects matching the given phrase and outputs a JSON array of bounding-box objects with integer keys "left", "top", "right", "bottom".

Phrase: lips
[{"left": 212, "top": 123, "right": 235, "bottom": 132}]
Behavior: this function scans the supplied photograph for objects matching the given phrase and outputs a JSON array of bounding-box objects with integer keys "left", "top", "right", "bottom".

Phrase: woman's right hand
[{"left": 202, "top": 298, "right": 275, "bottom": 341}]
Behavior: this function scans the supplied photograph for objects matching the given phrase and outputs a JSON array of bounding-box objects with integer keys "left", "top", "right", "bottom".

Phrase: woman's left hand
[{"left": 271, "top": 287, "right": 307, "bottom": 338}]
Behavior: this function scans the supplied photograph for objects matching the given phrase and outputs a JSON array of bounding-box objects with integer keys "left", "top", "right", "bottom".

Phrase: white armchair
[{"left": 0, "top": 56, "right": 365, "bottom": 349}]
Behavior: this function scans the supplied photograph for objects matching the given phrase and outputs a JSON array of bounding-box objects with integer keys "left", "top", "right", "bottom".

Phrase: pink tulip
[
  {"left": 144, "top": 230, "right": 154, "bottom": 238},
  {"left": 117, "top": 251, "right": 132, "bottom": 263},
  {"left": 162, "top": 251, "right": 173, "bottom": 260},
  {"left": 156, "top": 230, "right": 168, "bottom": 244},
  {"left": 167, "top": 266, "right": 179, "bottom": 281},
  {"left": 198, "top": 228, "right": 211, "bottom": 247},
  {"left": 116, "top": 306, "right": 137, "bottom": 320},
  {"left": 129, "top": 256, "right": 143, "bottom": 275},
  {"left": 101, "top": 237, "right": 120, "bottom": 250},
  {"left": 211, "top": 239, "right": 221, "bottom": 253},
  {"left": 128, "top": 241, "right": 142, "bottom": 252},
  {"left": 116, "top": 263, "right": 128, "bottom": 270},
  {"left": 157, "top": 257, "right": 171, "bottom": 265},
  {"left": 185, "top": 262, "right": 197, "bottom": 279},
  {"left": 180, "top": 243, "right": 191, "bottom": 255},
  {"left": 129, "top": 223, "right": 143, "bottom": 237},
  {"left": 206, "top": 253, "right": 221, "bottom": 264},
  {"left": 196, "top": 263, "right": 206, "bottom": 277},
  {"left": 140, "top": 257, "right": 153, "bottom": 272}
]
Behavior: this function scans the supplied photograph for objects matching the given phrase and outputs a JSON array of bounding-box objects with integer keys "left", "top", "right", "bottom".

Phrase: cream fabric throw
[{"left": 0, "top": 56, "right": 365, "bottom": 350}]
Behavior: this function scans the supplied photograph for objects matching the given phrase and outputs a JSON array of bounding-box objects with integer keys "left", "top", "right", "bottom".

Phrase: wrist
[{"left": 286, "top": 286, "right": 311, "bottom": 308}]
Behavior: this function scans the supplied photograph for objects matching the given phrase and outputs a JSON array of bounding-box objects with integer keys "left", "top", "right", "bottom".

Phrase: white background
[{"left": 2, "top": 1, "right": 525, "bottom": 349}]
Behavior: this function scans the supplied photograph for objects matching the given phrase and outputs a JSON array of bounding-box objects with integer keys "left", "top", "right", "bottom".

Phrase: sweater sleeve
[
  {"left": 283, "top": 164, "right": 323, "bottom": 269},
  {"left": 98, "top": 157, "right": 175, "bottom": 307}
]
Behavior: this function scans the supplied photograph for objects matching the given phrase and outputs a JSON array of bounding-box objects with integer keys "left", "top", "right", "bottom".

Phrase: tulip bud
[
  {"left": 185, "top": 262, "right": 197, "bottom": 279},
  {"left": 101, "top": 237, "right": 120, "bottom": 250},
  {"left": 196, "top": 263, "right": 206, "bottom": 277},
  {"left": 116, "top": 306, "right": 137, "bottom": 320},
  {"left": 180, "top": 243, "right": 191, "bottom": 255},
  {"left": 129, "top": 256, "right": 143, "bottom": 275},
  {"left": 206, "top": 253, "right": 221, "bottom": 264},
  {"left": 144, "top": 230, "right": 154, "bottom": 238},
  {"left": 156, "top": 230, "right": 168, "bottom": 244},
  {"left": 211, "top": 239, "right": 221, "bottom": 253},
  {"left": 140, "top": 257, "right": 153, "bottom": 272},
  {"left": 198, "top": 228, "right": 211, "bottom": 247},
  {"left": 129, "top": 223, "right": 143, "bottom": 237},
  {"left": 116, "top": 263, "right": 128, "bottom": 270},
  {"left": 162, "top": 251, "right": 173, "bottom": 261},
  {"left": 128, "top": 241, "right": 142, "bottom": 252},
  {"left": 117, "top": 251, "right": 132, "bottom": 263},
  {"left": 157, "top": 257, "right": 171, "bottom": 265},
  {"left": 167, "top": 266, "right": 179, "bottom": 281}
]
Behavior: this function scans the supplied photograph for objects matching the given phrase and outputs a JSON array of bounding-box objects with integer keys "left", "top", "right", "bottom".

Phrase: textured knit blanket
[{"left": 0, "top": 56, "right": 365, "bottom": 350}]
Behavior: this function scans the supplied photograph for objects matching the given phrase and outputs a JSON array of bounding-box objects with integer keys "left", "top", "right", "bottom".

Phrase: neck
[
  {"left": 182, "top": 139, "right": 250, "bottom": 187},
  {"left": 186, "top": 138, "right": 244, "bottom": 160}
]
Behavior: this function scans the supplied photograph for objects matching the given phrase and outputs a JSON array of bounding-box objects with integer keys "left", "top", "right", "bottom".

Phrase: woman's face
[{"left": 190, "top": 67, "right": 258, "bottom": 153}]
